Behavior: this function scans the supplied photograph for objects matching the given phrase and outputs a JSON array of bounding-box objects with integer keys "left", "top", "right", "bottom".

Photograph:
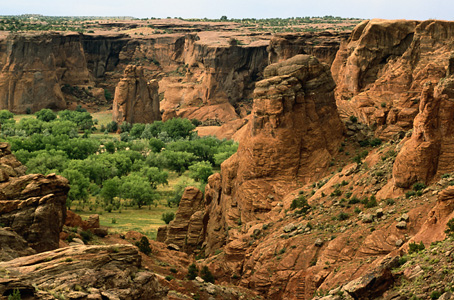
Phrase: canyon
[{"left": 1, "top": 18, "right": 454, "bottom": 300}]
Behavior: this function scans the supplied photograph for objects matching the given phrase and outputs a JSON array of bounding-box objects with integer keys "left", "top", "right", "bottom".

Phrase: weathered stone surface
[
  {"left": 204, "top": 54, "right": 344, "bottom": 254},
  {"left": 0, "top": 228, "right": 36, "bottom": 262},
  {"left": 112, "top": 65, "right": 161, "bottom": 124},
  {"left": 332, "top": 19, "right": 454, "bottom": 138},
  {"left": 0, "top": 143, "right": 69, "bottom": 253},
  {"left": 0, "top": 245, "right": 167, "bottom": 300},
  {"left": 268, "top": 31, "right": 349, "bottom": 65},
  {"left": 162, "top": 187, "right": 205, "bottom": 252},
  {"left": 393, "top": 73, "right": 454, "bottom": 188},
  {"left": 342, "top": 257, "right": 398, "bottom": 300}
]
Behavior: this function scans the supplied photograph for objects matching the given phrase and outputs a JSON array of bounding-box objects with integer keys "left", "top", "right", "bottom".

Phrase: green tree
[
  {"left": 161, "top": 150, "right": 196, "bottom": 175},
  {"left": 149, "top": 138, "right": 165, "bottom": 153},
  {"left": 162, "top": 212, "right": 175, "bottom": 224},
  {"left": 188, "top": 161, "right": 213, "bottom": 183},
  {"left": 100, "top": 177, "right": 121, "bottom": 205},
  {"left": 120, "top": 174, "right": 156, "bottom": 208},
  {"left": 35, "top": 108, "right": 57, "bottom": 122},
  {"left": 62, "top": 169, "right": 89, "bottom": 208},
  {"left": 141, "top": 166, "right": 168, "bottom": 188}
]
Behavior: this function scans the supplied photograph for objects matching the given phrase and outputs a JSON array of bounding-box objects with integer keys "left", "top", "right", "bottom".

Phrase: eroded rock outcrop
[
  {"left": 204, "top": 54, "right": 344, "bottom": 254},
  {"left": 332, "top": 19, "right": 454, "bottom": 138},
  {"left": 0, "top": 244, "right": 167, "bottom": 300},
  {"left": 158, "top": 187, "right": 205, "bottom": 253},
  {"left": 393, "top": 70, "right": 454, "bottom": 188},
  {"left": 268, "top": 31, "right": 349, "bottom": 65},
  {"left": 0, "top": 142, "right": 69, "bottom": 253},
  {"left": 112, "top": 65, "right": 161, "bottom": 124},
  {"left": 0, "top": 33, "right": 92, "bottom": 113}
]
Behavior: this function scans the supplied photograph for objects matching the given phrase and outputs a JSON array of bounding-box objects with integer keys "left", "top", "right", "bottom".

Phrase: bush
[
  {"left": 7, "top": 289, "right": 21, "bottom": 300},
  {"left": 35, "top": 108, "right": 57, "bottom": 122},
  {"left": 188, "top": 161, "right": 213, "bottom": 183},
  {"left": 365, "top": 195, "right": 378, "bottom": 208},
  {"left": 408, "top": 241, "right": 425, "bottom": 254},
  {"left": 337, "top": 212, "right": 350, "bottom": 221},
  {"left": 187, "top": 263, "right": 199, "bottom": 280},
  {"left": 200, "top": 266, "right": 215, "bottom": 283},
  {"left": 135, "top": 236, "right": 152, "bottom": 255},
  {"left": 349, "top": 115, "right": 357, "bottom": 123},
  {"left": 445, "top": 218, "right": 454, "bottom": 236},
  {"left": 290, "top": 195, "right": 310, "bottom": 214},
  {"left": 80, "top": 230, "right": 93, "bottom": 243},
  {"left": 162, "top": 212, "right": 175, "bottom": 224},
  {"left": 412, "top": 182, "right": 426, "bottom": 191}
]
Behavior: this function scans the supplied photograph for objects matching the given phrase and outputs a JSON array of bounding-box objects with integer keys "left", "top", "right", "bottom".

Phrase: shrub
[
  {"left": 348, "top": 196, "right": 360, "bottom": 204},
  {"left": 80, "top": 230, "right": 93, "bottom": 243},
  {"left": 165, "top": 275, "right": 174, "bottom": 281},
  {"left": 405, "top": 190, "right": 416, "bottom": 198},
  {"left": 187, "top": 263, "right": 199, "bottom": 280},
  {"left": 135, "top": 236, "right": 152, "bottom": 255},
  {"left": 369, "top": 138, "right": 382, "bottom": 147},
  {"left": 337, "top": 212, "right": 350, "bottom": 221},
  {"left": 430, "top": 291, "right": 442, "bottom": 299},
  {"left": 200, "top": 266, "right": 215, "bottom": 283},
  {"left": 290, "top": 195, "right": 310, "bottom": 214},
  {"left": 162, "top": 212, "right": 175, "bottom": 224},
  {"left": 7, "top": 289, "right": 21, "bottom": 300},
  {"left": 330, "top": 189, "right": 342, "bottom": 197},
  {"left": 412, "top": 182, "right": 426, "bottom": 191},
  {"left": 408, "top": 241, "right": 425, "bottom": 254},
  {"left": 349, "top": 115, "right": 357, "bottom": 123},
  {"left": 365, "top": 195, "right": 378, "bottom": 208},
  {"left": 445, "top": 218, "right": 454, "bottom": 236}
]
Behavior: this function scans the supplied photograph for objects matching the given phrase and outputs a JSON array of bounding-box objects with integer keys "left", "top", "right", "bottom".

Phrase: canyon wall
[
  {"left": 332, "top": 19, "right": 454, "bottom": 138},
  {"left": 0, "top": 30, "right": 346, "bottom": 121}
]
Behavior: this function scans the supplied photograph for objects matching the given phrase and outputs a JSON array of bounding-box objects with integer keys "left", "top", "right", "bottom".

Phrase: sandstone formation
[
  {"left": 203, "top": 54, "right": 344, "bottom": 254},
  {"left": 0, "top": 228, "right": 36, "bottom": 262},
  {"left": 268, "top": 31, "right": 349, "bottom": 65},
  {"left": 158, "top": 187, "right": 205, "bottom": 253},
  {"left": 0, "top": 244, "right": 167, "bottom": 300},
  {"left": 393, "top": 68, "right": 454, "bottom": 188},
  {"left": 112, "top": 65, "right": 161, "bottom": 124},
  {"left": 332, "top": 19, "right": 454, "bottom": 138},
  {"left": 0, "top": 142, "right": 69, "bottom": 253}
]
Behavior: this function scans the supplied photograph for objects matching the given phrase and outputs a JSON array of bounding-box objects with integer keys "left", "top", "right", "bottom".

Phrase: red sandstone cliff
[{"left": 332, "top": 19, "right": 454, "bottom": 138}]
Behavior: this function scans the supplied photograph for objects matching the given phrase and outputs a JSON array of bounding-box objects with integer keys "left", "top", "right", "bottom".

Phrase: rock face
[
  {"left": 393, "top": 69, "right": 454, "bottom": 188},
  {"left": 112, "top": 65, "right": 161, "bottom": 124},
  {"left": 159, "top": 187, "right": 205, "bottom": 253},
  {"left": 204, "top": 54, "right": 344, "bottom": 254},
  {"left": 0, "top": 228, "right": 36, "bottom": 262},
  {"left": 332, "top": 19, "right": 454, "bottom": 138},
  {"left": 0, "top": 33, "right": 90, "bottom": 113},
  {"left": 0, "top": 244, "right": 167, "bottom": 300},
  {"left": 268, "top": 31, "right": 349, "bottom": 65},
  {"left": 0, "top": 142, "right": 69, "bottom": 253}
]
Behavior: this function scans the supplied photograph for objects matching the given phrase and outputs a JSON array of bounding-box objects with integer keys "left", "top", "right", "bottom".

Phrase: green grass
[
  {"left": 76, "top": 171, "right": 198, "bottom": 240},
  {"left": 91, "top": 110, "right": 114, "bottom": 128},
  {"left": 78, "top": 205, "right": 177, "bottom": 239}
]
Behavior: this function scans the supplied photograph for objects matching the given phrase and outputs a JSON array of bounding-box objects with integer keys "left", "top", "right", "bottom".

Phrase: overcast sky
[{"left": 2, "top": 0, "right": 453, "bottom": 20}]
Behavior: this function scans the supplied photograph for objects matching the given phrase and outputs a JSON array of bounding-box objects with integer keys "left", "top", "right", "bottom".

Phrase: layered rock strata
[
  {"left": 158, "top": 187, "right": 205, "bottom": 253},
  {"left": 0, "top": 245, "right": 167, "bottom": 300},
  {"left": 112, "top": 65, "right": 161, "bottom": 124},
  {"left": 393, "top": 68, "right": 454, "bottom": 188},
  {"left": 203, "top": 54, "right": 344, "bottom": 254},
  {"left": 332, "top": 19, "right": 454, "bottom": 138},
  {"left": 0, "top": 142, "right": 69, "bottom": 253}
]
